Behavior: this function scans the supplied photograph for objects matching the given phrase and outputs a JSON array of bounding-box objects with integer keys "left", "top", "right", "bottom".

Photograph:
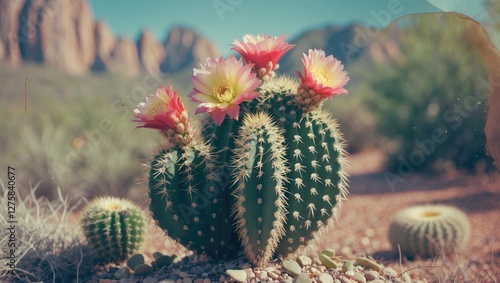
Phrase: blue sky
[{"left": 88, "top": 0, "right": 489, "bottom": 54}]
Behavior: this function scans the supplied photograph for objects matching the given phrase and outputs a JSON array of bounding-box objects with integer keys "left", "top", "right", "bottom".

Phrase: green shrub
[{"left": 366, "top": 13, "right": 493, "bottom": 172}]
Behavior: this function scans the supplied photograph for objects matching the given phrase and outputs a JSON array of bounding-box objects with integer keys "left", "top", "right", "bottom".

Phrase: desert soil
[{"left": 135, "top": 149, "right": 500, "bottom": 282}]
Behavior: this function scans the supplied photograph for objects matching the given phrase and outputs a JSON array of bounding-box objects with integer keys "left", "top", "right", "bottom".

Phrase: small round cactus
[
  {"left": 81, "top": 196, "right": 146, "bottom": 263},
  {"left": 388, "top": 204, "right": 471, "bottom": 258}
]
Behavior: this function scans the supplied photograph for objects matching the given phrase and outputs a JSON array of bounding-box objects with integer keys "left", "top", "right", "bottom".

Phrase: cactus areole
[{"left": 137, "top": 34, "right": 350, "bottom": 266}]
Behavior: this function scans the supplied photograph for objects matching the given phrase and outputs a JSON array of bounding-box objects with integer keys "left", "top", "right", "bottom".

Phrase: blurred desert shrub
[
  {"left": 0, "top": 183, "right": 97, "bottom": 282},
  {"left": 0, "top": 63, "right": 193, "bottom": 203},
  {"left": 365, "top": 13, "right": 493, "bottom": 172}
]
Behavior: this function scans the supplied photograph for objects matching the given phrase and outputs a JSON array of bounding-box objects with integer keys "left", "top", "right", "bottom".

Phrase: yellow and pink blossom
[
  {"left": 133, "top": 85, "right": 191, "bottom": 143},
  {"left": 189, "top": 55, "right": 261, "bottom": 125},
  {"left": 232, "top": 34, "right": 295, "bottom": 80},
  {"left": 297, "top": 49, "right": 349, "bottom": 109}
]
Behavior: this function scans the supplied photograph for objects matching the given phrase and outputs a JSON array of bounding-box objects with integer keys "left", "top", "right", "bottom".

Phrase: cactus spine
[
  {"left": 81, "top": 196, "right": 145, "bottom": 263},
  {"left": 148, "top": 140, "right": 236, "bottom": 258},
  {"left": 388, "top": 204, "right": 471, "bottom": 258},
  {"left": 231, "top": 112, "right": 289, "bottom": 265}
]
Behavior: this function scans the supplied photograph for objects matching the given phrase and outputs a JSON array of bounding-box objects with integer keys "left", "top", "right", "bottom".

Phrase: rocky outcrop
[
  {"left": 18, "top": 0, "right": 95, "bottom": 74},
  {"left": 160, "top": 27, "right": 218, "bottom": 73},
  {"left": 0, "top": 0, "right": 24, "bottom": 65},
  {"left": 92, "top": 21, "right": 115, "bottom": 71},
  {"left": 137, "top": 29, "right": 165, "bottom": 74},
  {"left": 106, "top": 37, "right": 141, "bottom": 75},
  {"left": 0, "top": 0, "right": 218, "bottom": 75}
]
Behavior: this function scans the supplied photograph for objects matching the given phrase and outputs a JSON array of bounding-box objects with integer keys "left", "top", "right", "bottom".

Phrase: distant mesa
[
  {"left": 0, "top": 0, "right": 400, "bottom": 76},
  {"left": 0, "top": 0, "right": 219, "bottom": 75},
  {"left": 278, "top": 23, "right": 402, "bottom": 75}
]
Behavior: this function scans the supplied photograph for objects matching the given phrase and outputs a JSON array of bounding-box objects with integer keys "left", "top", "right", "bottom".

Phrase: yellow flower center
[
  {"left": 420, "top": 211, "right": 441, "bottom": 218},
  {"left": 311, "top": 68, "right": 331, "bottom": 86},
  {"left": 145, "top": 97, "right": 168, "bottom": 117},
  {"left": 213, "top": 80, "right": 235, "bottom": 103},
  {"left": 106, "top": 202, "right": 121, "bottom": 211}
]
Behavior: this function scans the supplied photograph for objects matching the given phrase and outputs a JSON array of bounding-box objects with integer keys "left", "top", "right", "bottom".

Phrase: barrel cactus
[
  {"left": 81, "top": 196, "right": 146, "bottom": 263},
  {"left": 135, "top": 34, "right": 350, "bottom": 265},
  {"left": 388, "top": 204, "right": 471, "bottom": 258}
]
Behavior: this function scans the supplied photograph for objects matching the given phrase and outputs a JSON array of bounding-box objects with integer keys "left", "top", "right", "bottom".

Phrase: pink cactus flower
[
  {"left": 232, "top": 34, "right": 295, "bottom": 80},
  {"left": 297, "top": 49, "right": 349, "bottom": 110},
  {"left": 134, "top": 85, "right": 191, "bottom": 143},
  {"left": 189, "top": 55, "right": 261, "bottom": 125}
]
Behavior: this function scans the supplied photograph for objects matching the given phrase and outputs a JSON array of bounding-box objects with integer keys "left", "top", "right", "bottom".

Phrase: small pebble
[
  {"left": 321, "top": 249, "right": 336, "bottom": 257},
  {"left": 194, "top": 279, "right": 204, "bottom": 283},
  {"left": 402, "top": 272, "right": 412, "bottom": 283},
  {"left": 297, "top": 255, "right": 313, "bottom": 267},
  {"left": 364, "top": 271, "right": 379, "bottom": 281},
  {"left": 269, "top": 272, "right": 279, "bottom": 280},
  {"left": 345, "top": 271, "right": 355, "bottom": 277},
  {"left": 343, "top": 260, "right": 354, "bottom": 272},
  {"left": 258, "top": 271, "right": 268, "bottom": 280},
  {"left": 127, "top": 254, "right": 145, "bottom": 270},
  {"left": 244, "top": 267, "right": 254, "bottom": 278},
  {"left": 179, "top": 272, "right": 189, "bottom": 278},
  {"left": 203, "top": 279, "right": 211, "bottom": 283},
  {"left": 366, "top": 280, "right": 385, "bottom": 283},
  {"left": 293, "top": 273, "right": 312, "bottom": 283},
  {"left": 226, "top": 269, "right": 248, "bottom": 282},
  {"left": 319, "top": 254, "right": 339, "bottom": 269},
  {"left": 159, "top": 280, "right": 175, "bottom": 283},
  {"left": 351, "top": 273, "right": 366, "bottom": 283},
  {"left": 219, "top": 275, "right": 226, "bottom": 283},
  {"left": 339, "top": 276, "right": 352, "bottom": 283},
  {"left": 382, "top": 268, "right": 398, "bottom": 278},
  {"left": 143, "top": 277, "right": 159, "bottom": 283},
  {"left": 356, "top": 257, "right": 382, "bottom": 272},
  {"left": 99, "top": 280, "right": 112, "bottom": 283},
  {"left": 283, "top": 260, "right": 302, "bottom": 277},
  {"left": 134, "top": 264, "right": 153, "bottom": 276},
  {"left": 119, "top": 279, "right": 134, "bottom": 283},
  {"left": 114, "top": 267, "right": 130, "bottom": 279},
  {"left": 242, "top": 263, "right": 252, "bottom": 269},
  {"left": 265, "top": 266, "right": 276, "bottom": 273},
  {"left": 318, "top": 273, "right": 334, "bottom": 283},
  {"left": 310, "top": 267, "right": 321, "bottom": 276},
  {"left": 182, "top": 278, "right": 192, "bottom": 283}
]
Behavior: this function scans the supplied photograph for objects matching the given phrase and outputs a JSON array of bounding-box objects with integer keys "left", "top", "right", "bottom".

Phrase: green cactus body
[
  {"left": 230, "top": 77, "right": 348, "bottom": 263},
  {"left": 388, "top": 204, "right": 471, "bottom": 258},
  {"left": 231, "top": 112, "right": 289, "bottom": 265},
  {"left": 81, "top": 196, "right": 145, "bottom": 263},
  {"left": 146, "top": 76, "right": 348, "bottom": 263},
  {"left": 276, "top": 110, "right": 348, "bottom": 255},
  {"left": 148, "top": 140, "right": 235, "bottom": 257}
]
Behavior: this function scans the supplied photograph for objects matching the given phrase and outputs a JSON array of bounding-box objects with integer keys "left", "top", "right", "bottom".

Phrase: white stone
[
  {"left": 226, "top": 269, "right": 247, "bottom": 282},
  {"left": 318, "top": 273, "right": 334, "bottom": 283}
]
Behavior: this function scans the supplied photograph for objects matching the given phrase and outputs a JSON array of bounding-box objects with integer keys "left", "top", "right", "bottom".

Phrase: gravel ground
[{"left": 87, "top": 150, "right": 500, "bottom": 283}]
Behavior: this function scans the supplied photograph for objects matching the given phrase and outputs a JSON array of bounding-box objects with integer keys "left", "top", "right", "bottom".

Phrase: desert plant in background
[
  {"left": 3, "top": 113, "right": 157, "bottom": 205},
  {"left": 388, "top": 204, "right": 471, "bottom": 258},
  {"left": 0, "top": 182, "right": 97, "bottom": 282},
  {"left": 366, "top": 13, "right": 492, "bottom": 172},
  {"left": 135, "top": 34, "right": 350, "bottom": 266},
  {"left": 81, "top": 196, "right": 146, "bottom": 263}
]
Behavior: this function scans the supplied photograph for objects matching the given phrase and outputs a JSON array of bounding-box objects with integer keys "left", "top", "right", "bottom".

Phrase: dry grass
[{"left": 0, "top": 182, "right": 98, "bottom": 283}]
